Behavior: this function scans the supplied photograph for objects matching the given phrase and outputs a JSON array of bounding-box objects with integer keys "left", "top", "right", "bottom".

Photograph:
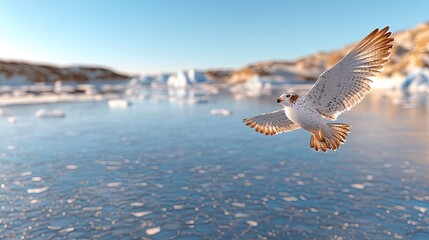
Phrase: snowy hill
[
  {"left": 0, "top": 60, "right": 130, "bottom": 84},
  {"left": 207, "top": 22, "right": 429, "bottom": 87}
]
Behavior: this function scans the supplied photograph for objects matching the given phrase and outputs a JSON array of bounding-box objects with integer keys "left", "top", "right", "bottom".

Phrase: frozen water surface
[{"left": 0, "top": 90, "right": 428, "bottom": 239}]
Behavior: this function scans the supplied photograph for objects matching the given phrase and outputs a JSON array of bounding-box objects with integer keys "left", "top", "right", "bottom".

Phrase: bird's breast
[{"left": 285, "top": 105, "right": 324, "bottom": 132}]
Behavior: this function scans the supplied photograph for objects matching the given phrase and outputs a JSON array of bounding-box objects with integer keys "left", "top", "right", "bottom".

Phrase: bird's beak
[{"left": 277, "top": 97, "right": 285, "bottom": 103}]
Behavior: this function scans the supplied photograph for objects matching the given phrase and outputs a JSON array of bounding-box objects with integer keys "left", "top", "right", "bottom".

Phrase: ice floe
[
  {"left": 59, "top": 227, "right": 75, "bottom": 234},
  {"left": 234, "top": 213, "right": 250, "bottom": 218},
  {"left": 231, "top": 202, "right": 246, "bottom": 208},
  {"left": 131, "top": 211, "right": 152, "bottom": 217},
  {"left": 66, "top": 164, "right": 78, "bottom": 170},
  {"left": 108, "top": 99, "right": 131, "bottom": 108},
  {"left": 83, "top": 206, "right": 103, "bottom": 211},
  {"left": 283, "top": 196, "right": 298, "bottom": 202},
  {"left": 413, "top": 206, "right": 427, "bottom": 214},
  {"left": 27, "top": 186, "right": 49, "bottom": 193},
  {"left": 146, "top": 226, "right": 161, "bottom": 236},
  {"left": 130, "top": 202, "right": 144, "bottom": 207},
  {"left": 20, "top": 171, "right": 32, "bottom": 177},
  {"left": 210, "top": 108, "right": 232, "bottom": 116},
  {"left": 351, "top": 183, "right": 366, "bottom": 190},
  {"left": 246, "top": 220, "right": 258, "bottom": 227},
  {"left": 8, "top": 116, "right": 17, "bottom": 123},
  {"left": 107, "top": 182, "right": 122, "bottom": 187},
  {"left": 35, "top": 108, "right": 65, "bottom": 118},
  {"left": 31, "top": 177, "right": 43, "bottom": 182}
]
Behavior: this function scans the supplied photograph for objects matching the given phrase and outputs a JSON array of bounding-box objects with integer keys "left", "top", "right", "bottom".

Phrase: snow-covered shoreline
[{"left": 0, "top": 93, "right": 121, "bottom": 106}]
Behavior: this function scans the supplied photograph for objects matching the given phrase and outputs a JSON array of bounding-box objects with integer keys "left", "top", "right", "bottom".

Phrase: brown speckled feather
[
  {"left": 304, "top": 27, "right": 394, "bottom": 120},
  {"left": 243, "top": 109, "right": 300, "bottom": 135}
]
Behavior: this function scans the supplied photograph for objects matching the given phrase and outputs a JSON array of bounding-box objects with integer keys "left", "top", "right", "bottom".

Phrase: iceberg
[
  {"left": 167, "top": 69, "right": 208, "bottom": 88},
  {"left": 167, "top": 71, "right": 189, "bottom": 88},
  {"left": 401, "top": 68, "right": 429, "bottom": 92}
]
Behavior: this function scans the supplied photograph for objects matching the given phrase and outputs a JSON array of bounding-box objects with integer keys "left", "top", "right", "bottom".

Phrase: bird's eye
[{"left": 286, "top": 94, "right": 290, "bottom": 98}]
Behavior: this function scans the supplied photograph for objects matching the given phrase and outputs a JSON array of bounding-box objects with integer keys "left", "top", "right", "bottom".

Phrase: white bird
[{"left": 243, "top": 27, "right": 394, "bottom": 152}]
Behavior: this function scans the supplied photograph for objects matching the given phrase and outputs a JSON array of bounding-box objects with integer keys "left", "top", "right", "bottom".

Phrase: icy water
[{"left": 0, "top": 90, "right": 428, "bottom": 239}]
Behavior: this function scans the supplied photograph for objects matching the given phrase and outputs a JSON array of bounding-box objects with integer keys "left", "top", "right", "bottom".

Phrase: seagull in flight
[{"left": 243, "top": 27, "right": 394, "bottom": 152}]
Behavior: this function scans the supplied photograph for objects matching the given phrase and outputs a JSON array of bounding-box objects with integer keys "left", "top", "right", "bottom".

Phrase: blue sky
[{"left": 0, "top": 1, "right": 428, "bottom": 74}]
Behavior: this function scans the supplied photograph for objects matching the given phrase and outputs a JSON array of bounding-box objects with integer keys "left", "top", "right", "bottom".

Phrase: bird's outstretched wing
[
  {"left": 304, "top": 27, "right": 394, "bottom": 120},
  {"left": 243, "top": 109, "right": 300, "bottom": 135}
]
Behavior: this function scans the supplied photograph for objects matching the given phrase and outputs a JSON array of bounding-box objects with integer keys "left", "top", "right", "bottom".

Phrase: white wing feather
[
  {"left": 243, "top": 109, "right": 300, "bottom": 135},
  {"left": 304, "top": 27, "right": 394, "bottom": 120}
]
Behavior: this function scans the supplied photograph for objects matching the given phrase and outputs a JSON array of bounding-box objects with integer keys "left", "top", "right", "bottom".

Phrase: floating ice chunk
[
  {"left": 20, "top": 171, "right": 32, "bottom": 177},
  {"left": 131, "top": 211, "right": 152, "bottom": 217},
  {"left": 210, "top": 109, "right": 232, "bottom": 116},
  {"left": 246, "top": 220, "right": 258, "bottom": 227},
  {"left": 8, "top": 117, "right": 17, "bottom": 123},
  {"left": 231, "top": 202, "right": 246, "bottom": 208},
  {"left": 108, "top": 99, "right": 131, "bottom": 108},
  {"left": 48, "top": 225, "right": 62, "bottom": 231},
  {"left": 351, "top": 183, "right": 366, "bottom": 189},
  {"left": 130, "top": 202, "right": 144, "bottom": 207},
  {"left": 146, "top": 226, "right": 161, "bottom": 236},
  {"left": 27, "top": 186, "right": 49, "bottom": 193},
  {"left": 35, "top": 108, "right": 65, "bottom": 118},
  {"left": 395, "top": 205, "right": 406, "bottom": 211},
  {"left": 414, "top": 206, "right": 427, "bottom": 214},
  {"left": 83, "top": 206, "right": 103, "bottom": 211},
  {"left": 107, "top": 182, "right": 122, "bottom": 187},
  {"left": 59, "top": 227, "right": 75, "bottom": 234},
  {"left": 66, "top": 165, "right": 78, "bottom": 170},
  {"left": 30, "top": 199, "right": 40, "bottom": 204},
  {"left": 243, "top": 180, "right": 252, "bottom": 186},
  {"left": 173, "top": 205, "right": 184, "bottom": 210},
  {"left": 366, "top": 175, "right": 374, "bottom": 181},
  {"left": 310, "top": 208, "right": 320, "bottom": 212},
  {"left": 283, "top": 196, "right": 298, "bottom": 202},
  {"left": 32, "top": 177, "right": 42, "bottom": 182},
  {"left": 234, "top": 213, "right": 250, "bottom": 218},
  {"left": 185, "top": 220, "right": 195, "bottom": 225}
]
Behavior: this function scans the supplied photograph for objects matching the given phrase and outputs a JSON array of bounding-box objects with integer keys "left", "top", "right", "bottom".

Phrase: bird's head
[{"left": 277, "top": 93, "right": 299, "bottom": 107}]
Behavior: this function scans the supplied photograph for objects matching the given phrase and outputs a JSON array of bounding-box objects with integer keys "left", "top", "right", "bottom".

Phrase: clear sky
[{"left": 0, "top": 1, "right": 428, "bottom": 75}]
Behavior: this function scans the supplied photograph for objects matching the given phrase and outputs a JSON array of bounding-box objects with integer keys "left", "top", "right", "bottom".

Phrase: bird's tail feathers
[{"left": 310, "top": 123, "right": 351, "bottom": 152}]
